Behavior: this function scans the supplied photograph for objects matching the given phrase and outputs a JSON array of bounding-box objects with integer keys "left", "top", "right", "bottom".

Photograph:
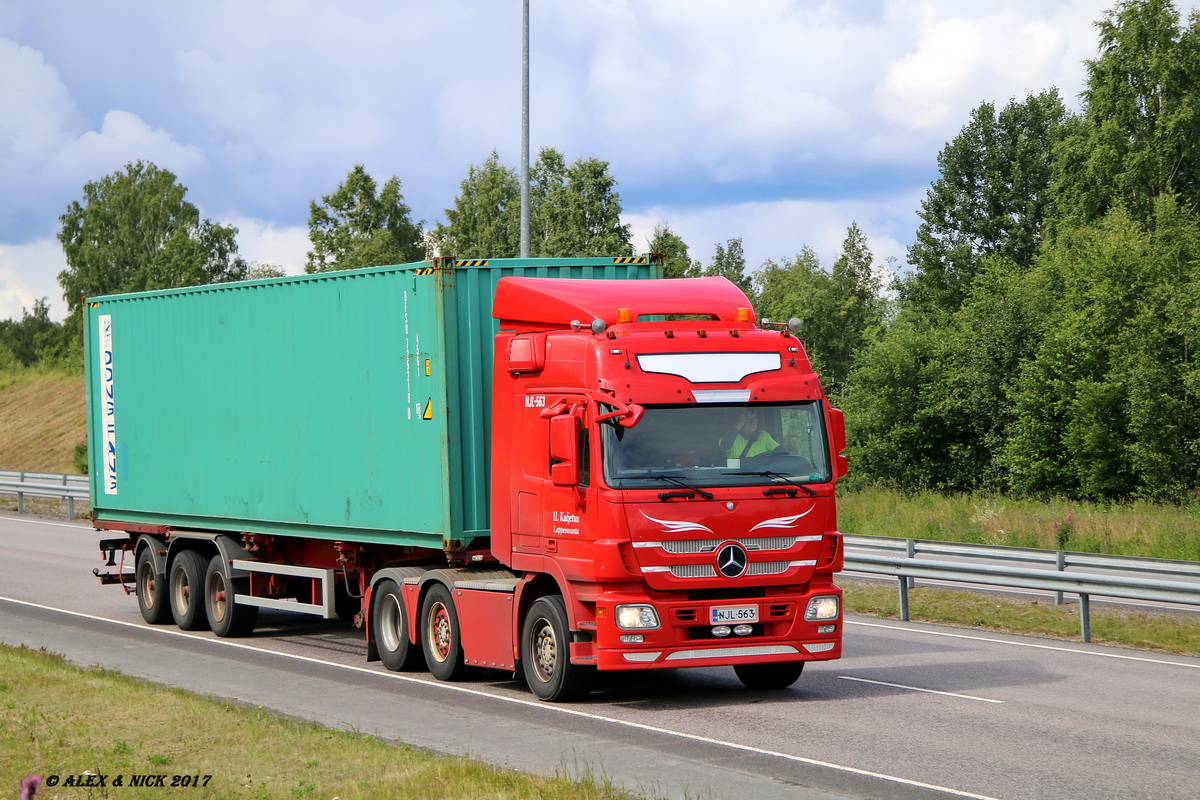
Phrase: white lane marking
[
  {"left": 846, "top": 619, "right": 1200, "bottom": 669},
  {"left": 0, "top": 595, "right": 1001, "bottom": 800},
  {"left": 838, "top": 676, "right": 1003, "bottom": 704},
  {"left": 0, "top": 516, "right": 90, "bottom": 528}
]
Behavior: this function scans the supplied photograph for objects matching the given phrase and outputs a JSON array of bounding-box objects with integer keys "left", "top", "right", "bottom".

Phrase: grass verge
[
  {"left": 842, "top": 578, "right": 1200, "bottom": 656},
  {"left": 837, "top": 486, "right": 1200, "bottom": 561},
  {"left": 0, "top": 645, "right": 635, "bottom": 800}
]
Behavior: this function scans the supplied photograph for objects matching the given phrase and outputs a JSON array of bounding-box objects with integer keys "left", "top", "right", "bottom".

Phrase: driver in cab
[{"left": 719, "top": 409, "right": 780, "bottom": 460}]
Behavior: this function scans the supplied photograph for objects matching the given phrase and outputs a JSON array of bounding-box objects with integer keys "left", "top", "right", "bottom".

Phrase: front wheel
[
  {"left": 204, "top": 555, "right": 258, "bottom": 638},
  {"left": 421, "top": 584, "right": 468, "bottom": 681},
  {"left": 734, "top": 661, "right": 804, "bottom": 690},
  {"left": 374, "top": 580, "right": 422, "bottom": 671},
  {"left": 521, "top": 596, "right": 593, "bottom": 702}
]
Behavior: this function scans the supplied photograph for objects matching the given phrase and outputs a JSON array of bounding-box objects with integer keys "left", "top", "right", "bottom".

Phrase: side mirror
[
  {"left": 619, "top": 403, "right": 644, "bottom": 428},
  {"left": 828, "top": 408, "right": 848, "bottom": 479},
  {"left": 828, "top": 408, "right": 846, "bottom": 453},
  {"left": 549, "top": 415, "right": 580, "bottom": 486}
]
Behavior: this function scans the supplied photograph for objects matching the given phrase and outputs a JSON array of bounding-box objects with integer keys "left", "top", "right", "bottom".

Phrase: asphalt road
[{"left": 3, "top": 513, "right": 1199, "bottom": 800}]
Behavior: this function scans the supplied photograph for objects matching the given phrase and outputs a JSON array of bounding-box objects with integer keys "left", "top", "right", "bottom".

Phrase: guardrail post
[
  {"left": 906, "top": 539, "right": 916, "bottom": 590},
  {"left": 17, "top": 490, "right": 24, "bottom": 515},
  {"left": 1055, "top": 551, "right": 1066, "bottom": 605},
  {"left": 1079, "top": 594, "right": 1091, "bottom": 643},
  {"left": 68, "top": 496, "right": 75, "bottom": 520},
  {"left": 898, "top": 575, "right": 910, "bottom": 621}
]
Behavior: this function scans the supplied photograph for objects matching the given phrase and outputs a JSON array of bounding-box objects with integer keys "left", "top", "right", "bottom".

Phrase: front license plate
[{"left": 711, "top": 604, "right": 758, "bottom": 624}]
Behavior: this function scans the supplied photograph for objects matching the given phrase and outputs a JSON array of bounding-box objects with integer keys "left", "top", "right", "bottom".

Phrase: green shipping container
[{"left": 85, "top": 257, "right": 659, "bottom": 548}]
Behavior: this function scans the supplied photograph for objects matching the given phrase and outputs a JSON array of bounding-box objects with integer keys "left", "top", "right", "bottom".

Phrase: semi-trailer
[{"left": 89, "top": 255, "right": 845, "bottom": 701}]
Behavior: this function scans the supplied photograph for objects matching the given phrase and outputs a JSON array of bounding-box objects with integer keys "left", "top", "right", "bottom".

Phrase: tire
[
  {"left": 169, "top": 549, "right": 210, "bottom": 631},
  {"left": 421, "top": 583, "right": 468, "bottom": 681},
  {"left": 204, "top": 555, "right": 258, "bottom": 638},
  {"left": 521, "top": 596, "right": 593, "bottom": 702},
  {"left": 135, "top": 546, "right": 172, "bottom": 625},
  {"left": 733, "top": 661, "right": 804, "bottom": 690},
  {"left": 373, "top": 580, "right": 422, "bottom": 671}
]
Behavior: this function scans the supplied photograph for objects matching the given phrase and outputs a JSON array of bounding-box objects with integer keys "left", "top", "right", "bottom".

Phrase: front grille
[
  {"left": 648, "top": 560, "right": 808, "bottom": 579},
  {"left": 655, "top": 536, "right": 804, "bottom": 555},
  {"left": 667, "top": 563, "right": 716, "bottom": 578}
]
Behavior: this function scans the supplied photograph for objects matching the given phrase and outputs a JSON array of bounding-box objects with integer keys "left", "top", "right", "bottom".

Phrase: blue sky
[{"left": 3, "top": 0, "right": 1195, "bottom": 320}]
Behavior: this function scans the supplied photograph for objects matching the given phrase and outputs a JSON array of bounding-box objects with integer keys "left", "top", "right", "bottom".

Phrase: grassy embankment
[
  {"left": 0, "top": 644, "right": 634, "bottom": 800},
  {"left": 0, "top": 368, "right": 85, "bottom": 474}
]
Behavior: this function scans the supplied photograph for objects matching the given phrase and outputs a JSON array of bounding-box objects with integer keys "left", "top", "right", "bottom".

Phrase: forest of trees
[{"left": 4, "top": 0, "right": 1197, "bottom": 502}]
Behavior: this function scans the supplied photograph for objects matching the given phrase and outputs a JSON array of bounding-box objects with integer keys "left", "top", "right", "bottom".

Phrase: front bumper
[{"left": 585, "top": 582, "right": 842, "bottom": 671}]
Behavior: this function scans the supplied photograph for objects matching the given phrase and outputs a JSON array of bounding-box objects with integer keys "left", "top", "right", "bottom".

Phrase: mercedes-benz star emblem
[{"left": 716, "top": 543, "right": 748, "bottom": 578}]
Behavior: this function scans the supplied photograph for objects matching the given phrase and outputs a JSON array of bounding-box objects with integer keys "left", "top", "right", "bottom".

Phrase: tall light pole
[{"left": 519, "top": 0, "right": 531, "bottom": 258}]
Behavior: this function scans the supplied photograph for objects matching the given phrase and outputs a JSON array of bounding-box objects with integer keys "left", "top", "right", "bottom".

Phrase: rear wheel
[
  {"left": 204, "top": 555, "right": 258, "bottom": 637},
  {"left": 421, "top": 584, "right": 468, "bottom": 681},
  {"left": 521, "top": 596, "right": 593, "bottom": 702},
  {"left": 373, "top": 580, "right": 422, "bottom": 671},
  {"left": 733, "top": 661, "right": 804, "bottom": 690},
  {"left": 169, "top": 549, "right": 210, "bottom": 631},
  {"left": 135, "top": 546, "right": 171, "bottom": 625}
]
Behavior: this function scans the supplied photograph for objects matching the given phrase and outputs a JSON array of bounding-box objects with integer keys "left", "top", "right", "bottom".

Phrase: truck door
[{"left": 513, "top": 393, "right": 589, "bottom": 560}]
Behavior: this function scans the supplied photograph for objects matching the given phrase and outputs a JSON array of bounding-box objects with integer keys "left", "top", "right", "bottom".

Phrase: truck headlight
[
  {"left": 805, "top": 596, "right": 840, "bottom": 621},
  {"left": 616, "top": 604, "right": 660, "bottom": 630}
]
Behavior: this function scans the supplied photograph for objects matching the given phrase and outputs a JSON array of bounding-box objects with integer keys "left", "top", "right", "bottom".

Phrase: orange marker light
[
  {"left": 616, "top": 308, "right": 634, "bottom": 324},
  {"left": 735, "top": 307, "right": 753, "bottom": 322}
]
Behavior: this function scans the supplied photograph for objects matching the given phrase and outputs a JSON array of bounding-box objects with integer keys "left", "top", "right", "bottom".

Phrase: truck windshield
[{"left": 600, "top": 402, "right": 832, "bottom": 489}]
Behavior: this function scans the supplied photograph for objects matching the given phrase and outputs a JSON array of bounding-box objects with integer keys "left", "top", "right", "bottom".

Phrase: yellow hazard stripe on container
[
  {"left": 414, "top": 268, "right": 436, "bottom": 275},
  {"left": 455, "top": 260, "right": 489, "bottom": 267},
  {"left": 613, "top": 257, "right": 647, "bottom": 264}
]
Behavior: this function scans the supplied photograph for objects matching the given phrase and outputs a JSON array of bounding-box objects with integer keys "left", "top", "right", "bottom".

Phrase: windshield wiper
[
  {"left": 723, "top": 470, "right": 817, "bottom": 497},
  {"left": 649, "top": 475, "right": 714, "bottom": 500}
]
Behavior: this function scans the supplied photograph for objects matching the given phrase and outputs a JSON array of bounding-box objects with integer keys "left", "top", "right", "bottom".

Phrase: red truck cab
[{"left": 491, "top": 275, "right": 845, "bottom": 698}]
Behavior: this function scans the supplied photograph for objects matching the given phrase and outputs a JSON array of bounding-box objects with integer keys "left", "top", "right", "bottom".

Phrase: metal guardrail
[
  {"left": 0, "top": 470, "right": 89, "bottom": 520},
  {"left": 3, "top": 476, "right": 1198, "bottom": 641},
  {"left": 843, "top": 534, "right": 1200, "bottom": 642}
]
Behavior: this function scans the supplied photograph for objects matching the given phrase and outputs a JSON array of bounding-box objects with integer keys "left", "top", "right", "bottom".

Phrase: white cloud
[
  {"left": 48, "top": 110, "right": 208, "bottom": 184},
  {"left": 0, "top": 37, "right": 78, "bottom": 185},
  {"left": 230, "top": 218, "right": 310, "bottom": 275},
  {"left": 0, "top": 36, "right": 209, "bottom": 241},
  {"left": 0, "top": 239, "right": 68, "bottom": 322}
]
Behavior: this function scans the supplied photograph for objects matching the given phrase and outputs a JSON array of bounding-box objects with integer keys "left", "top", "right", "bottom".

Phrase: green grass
[
  {"left": 838, "top": 486, "right": 1200, "bottom": 561},
  {"left": 0, "top": 645, "right": 639, "bottom": 800},
  {"left": 0, "top": 367, "right": 86, "bottom": 474},
  {"left": 837, "top": 487, "right": 1200, "bottom": 654}
]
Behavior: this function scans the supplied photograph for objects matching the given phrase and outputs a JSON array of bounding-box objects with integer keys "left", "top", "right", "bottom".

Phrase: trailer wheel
[
  {"left": 521, "top": 596, "right": 593, "bottom": 702},
  {"left": 169, "top": 550, "right": 210, "bottom": 631},
  {"left": 204, "top": 555, "right": 258, "bottom": 638},
  {"left": 733, "top": 662, "right": 804, "bottom": 690},
  {"left": 373, "top": 580, "right": 422, "bottom": 671},
  {"left": 135, "top": 546, "right": 171, "bottom": 625},
  {"left": 421, "top": 584, "right": 468, "bottom": 681}
]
